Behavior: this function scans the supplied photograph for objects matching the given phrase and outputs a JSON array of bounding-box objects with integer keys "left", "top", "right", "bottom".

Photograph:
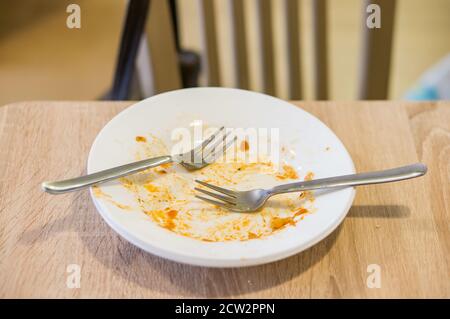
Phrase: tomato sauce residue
[
  {"left": 92, "top": 186, "right": 131, "bottom": 211},
  {"left": 161, "top": 163, "right": 172, "bottom": 169},
  {"left": 276, "top": 164, "right": 299, "bottom": 180},
  {"left": 144, "top": 208, "right": 179, "bottom": 231},
  {"left": 97, "top": 133, "right": 316, "bottom": 242},
  {"left": 271, "top": 216, "right": 295, "bottom": 230},
  {"left": 304, "top": 171, "right": 314, "bottom": 181},
  {"left": 135, "top": 136, "right": 147, "bottom": 142},
  {"left": 248, "top": 232, "right": 261, "bottom": 240},
  {"left": 144, "top": 183, "right": 159, "bottom": 193},
  {"left": 240, "top": 140, "right": 250, "bottom": 152},
  {"left": 167, "top": 209, "right": 178, "bottom": 219},
  {"left": 92, "top": 185, "right": 111, "bottom": 198},
  {"left": 294, "top": 208, "right": 309, "bottom": 218}
]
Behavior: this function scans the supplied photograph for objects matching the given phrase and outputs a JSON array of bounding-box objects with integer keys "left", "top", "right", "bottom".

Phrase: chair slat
[
  {"left": 358, "top": 0, "right": 396, "bottom": 100},
  {"left": 312, "top": 0, "right": 328, "bottom": 100},
  {"left": 143, "top": 0, "right": 181, "bottom": 93},
  {"left": 124, "top": 0, "right": 397, "bottom": 102},
  {"left": 230, "top": 0, "right": 249, "bottom": 89},
  {"left": 286, "top": 0, "right": 302, "bottom": 99},
  {"left": 257, "top": 0, "right": 276, "bottom": 96},
  {"left": 200, "top": 0, "right": 221, "bottom": 86}
]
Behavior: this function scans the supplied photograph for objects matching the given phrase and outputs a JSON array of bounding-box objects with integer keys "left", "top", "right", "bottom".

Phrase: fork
[
  {"left": 195, "top": 163, "right": 427, "bottom": 212},
  {"left": 42, "top": 126, "right": 235, "bottom": 194}
]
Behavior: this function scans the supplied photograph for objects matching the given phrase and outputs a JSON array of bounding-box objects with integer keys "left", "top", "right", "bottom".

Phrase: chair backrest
[{"left": 113, "top": 0, "right": 396, "bottom": 100}]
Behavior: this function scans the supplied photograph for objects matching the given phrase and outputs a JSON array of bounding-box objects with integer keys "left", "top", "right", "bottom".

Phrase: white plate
[{"left": 88, "top": 88, "right": 355, "bottom": 267}]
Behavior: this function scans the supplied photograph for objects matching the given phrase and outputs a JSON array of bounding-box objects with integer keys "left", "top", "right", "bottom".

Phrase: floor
[{"left": 0, "top": 0, "right": 449, "bottom": 106}]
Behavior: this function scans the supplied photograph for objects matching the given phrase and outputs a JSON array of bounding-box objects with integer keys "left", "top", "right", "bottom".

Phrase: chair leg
[
  {"left": 169, "top": 0, "right": 201, "bottom": 88},
  {"left": 179, "top": 50, "right": 201, "bottom": 88},
  {"left": 110, "top": 0, "right": 151, "bottom": 100}
]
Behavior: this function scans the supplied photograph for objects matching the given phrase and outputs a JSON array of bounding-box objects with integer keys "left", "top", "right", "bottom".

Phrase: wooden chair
[{"left": 109, "top": 0, "right": 396, "bottom": 101}]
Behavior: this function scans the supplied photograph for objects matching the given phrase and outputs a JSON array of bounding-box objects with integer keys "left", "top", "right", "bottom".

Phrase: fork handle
[
  {"left": 270, "top": 163, "right": 427, "bottom": 195},
  {"left": 42, "top": 155, "right": 172, "bottom": 194}
]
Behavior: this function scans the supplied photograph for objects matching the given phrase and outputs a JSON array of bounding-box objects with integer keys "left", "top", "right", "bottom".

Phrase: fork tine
[
  {"left": 195, "top": 180, "right": 236, "bottom": 197},
  {"left": 195, "top": 187, "right": 236, "bottom": 204},
  {"left": 222, "top": 135, "right": 238, "bottom": 153},
  {"left": 192, "top": 126, "right": 225, "bottom": 153},
  {"left": 195, "top": 195, "right": 235, "bottom": 209},
  {"left": 185, "top": 126, "right": 225, "bottom": 165},
  {"left": 203, "top": 135, "right": 237, "bottom": 163},
  {"left": 202, "top": 130, "right": 232, "bottom": 156}
]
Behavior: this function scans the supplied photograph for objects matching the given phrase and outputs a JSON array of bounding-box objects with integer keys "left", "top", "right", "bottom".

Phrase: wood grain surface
[{"left": 0, "top": 100, "right": 448, "bottom": 298}]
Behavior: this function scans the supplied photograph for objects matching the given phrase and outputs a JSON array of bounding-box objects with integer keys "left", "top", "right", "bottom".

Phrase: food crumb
[
  {"left": 270, "top": 216, "right": 295, "bottom": 230},
  {"left": 294, "top": 207, "right": 308, "bottom": 216},
  {"left": 165, "top": 219, "right": 176, "bottom": 230},
  {"left": 248, "top": 232, "right": 259, "bottom": 239},
  {"left": 144, "top": 183, "right": 159, "bottom": 193},
  {"left": 114, "top": 203, "right": 131, "bottom": 210},
  {"left": 135, "top": 136, "right": 147, "bottom": 142},
  {"left": 276, "top": 164, "right": 299, "bottom": 180},
  {"left": 167, "top": 209, "right": 178, "bottom": 219},
  {"left": 304, "top": 171, "right": 314, "bottom": 181}
]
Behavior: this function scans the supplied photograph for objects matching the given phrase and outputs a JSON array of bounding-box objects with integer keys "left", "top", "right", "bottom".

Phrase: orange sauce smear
[
  {"left": 276, "top": 164, "right": 299, "bottom": 180},
  {"left": 110, "top": 134, "right": 317, "bottom": 242},
  {"left": 304, "top": 171, "right": 314, "bottom": 181},
  {"left": 240, "top": 140, "right": 250, "bottom": 151},
  {"left": 135, "top": 136, "right": 147, "bottom": 142},
  {"left": 144, "top": 208, "right": 179, "bottom": 231},
  {"left": 92, "top": 186, "right": 132, "bottom": 211}
]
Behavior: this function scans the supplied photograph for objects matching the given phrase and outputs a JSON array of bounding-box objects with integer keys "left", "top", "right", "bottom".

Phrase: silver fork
[
  {"left": 42, "top": 126, "right": 235, "bottom": 194},
  {"left": 195, "top": 163, "right": 427, "bottom": 212}
]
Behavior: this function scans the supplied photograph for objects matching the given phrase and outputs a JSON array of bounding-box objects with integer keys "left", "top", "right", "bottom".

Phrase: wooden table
[{"left": 0, "top": 101, "right": 449, "bottom": 298}]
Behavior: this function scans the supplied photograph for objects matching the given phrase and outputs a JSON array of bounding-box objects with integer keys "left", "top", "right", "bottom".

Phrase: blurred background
[{"left": 0, "top": 0, "right": 449, "bottom": 106}]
